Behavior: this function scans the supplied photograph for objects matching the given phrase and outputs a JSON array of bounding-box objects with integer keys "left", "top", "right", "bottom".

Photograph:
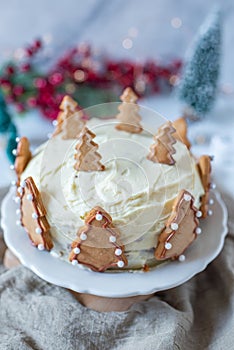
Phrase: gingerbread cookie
[
  {"left": 155, "top": 190, "right": 201, "bottom": 261},
  {"left": 53, "top": 95, "right": 85, "bottom": 139},
  {"left": 147, "top": 121, "right": 176, "bottom": 165},
  {"left": 74, "top": 126, "right": 105, "bottom": 172},
  {"left": 115, "top": 87, "right": 142, "bottom": 134},
  {"left": 69, "top": 206, "right": 128, "bottom": 272},
  {"left": 197, "top": 155, "right": 212, "bottom": 218},
  {"left": 18, "top": 176, "right": 53, "bottom": 251},
  {"left": 172, "top": 117, "right": 191, "bottom": 149},
  {"left": 14, "top": 137, "right": 32, "bottom": 183}
]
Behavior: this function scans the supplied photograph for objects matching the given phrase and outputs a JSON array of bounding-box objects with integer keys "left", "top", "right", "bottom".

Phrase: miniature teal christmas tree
[
  {"left": 0, "top": 90, "right": 18, "bottom": 163},
  {"left": 178, "top": 8, "right": 222, "bottom": 118}
]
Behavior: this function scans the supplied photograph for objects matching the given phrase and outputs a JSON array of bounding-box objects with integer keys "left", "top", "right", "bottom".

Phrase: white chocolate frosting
[{"left": 22, "top": 118, "right": 204, "bottom": 269}]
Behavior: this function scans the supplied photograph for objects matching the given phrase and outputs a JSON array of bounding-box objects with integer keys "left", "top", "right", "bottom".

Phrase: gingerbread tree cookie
[
  {"left": 74, "top": 126, "right": 105, "bottom": 172},
  {"left": 115, "top": 87, "right": 142, "bottom": 134},
  {"left": 172, "top": 117, "right": 191, "bottom": 149},
  {"left": 18, "top": 176, "right": 53, "bottom": 251},
  {"left": 147, "top": 121, "right": 176, "bottom": 165},
  {"left": 53, "top": 95, "right": 85, "bottom": 139},
  {"left": 69, "top": 206, "right": 128, "bottom": 272},
  {"left": 155, "top": 190, "right": 201, "bottom": 261},
  {"left": 14, "top": 137, "right": 32, "bottom": 183},
  {"left": 197, "top": 155, "right": 212, "bottom": 218}
]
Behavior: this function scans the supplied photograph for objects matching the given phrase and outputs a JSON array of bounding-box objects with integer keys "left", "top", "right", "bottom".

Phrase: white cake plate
[{"left": 1, "top": 187, "right": 228, "bottom": 298}]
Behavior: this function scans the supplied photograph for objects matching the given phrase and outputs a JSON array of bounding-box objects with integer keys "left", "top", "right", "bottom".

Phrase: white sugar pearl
[
  {"left": 165, "top": 242, "right": 172, "bottom": 250},
  {"left": 26, "top": 194, "right": 33, "bottom": 201},
  {"left": 115, "top": 248, "right": 122, "bottom": 256},
  {"left": 184, "top": 194, "right": 191, "bottom": 201},
  {"left": 10, "top": 165, "right": 15, "bottom": 170},
  {"left": 52, "top": 120, "right": 58, "bottom": 126},
  {"left": 208, "top": 209, "right": 213, "bottom": 216},
  {"left": 12, "top": 149, "right": 17, "bottom": 156},
  {"left": 14, "top": 196, "right": 20, "bottom": 204},
  {"left": 196, "top": 227, "right": 202, "bottom": 235},
  {"left": 16, "top": 209, "right": 21, "bottom": 215},
  {"left": 209, "top": 198, "right": 214, "bottom": 205},
  {"left": 95, "top": 213, "right": 103, "bottom": 221},
  {"left": 32, "top": 212, "right": 38, "bottom": 219},
  {"left": 38, "top": 244, "right": 44, "bottom": 251},
  {"left": 117, "top": 260, "right": 124, "bottom": 268},
  {"left": 11, "top": 180, "right": 17, "bottom": 186},
  {"left": 210, "top": 183, "right": 216, "bottom": 189},
  {"left": 171, "top": 223, "right": 178, "bottom": 230},
  {"left": 17, "top": 187, "right": 23, "bottom": 194},
  {"left": 178, "top": 255, "right": 186, "bottom": 262},
  {"left": 16, "top": 220, "right": 21, "bottom": 226},
  {"left": 20, "top": 181, "right": 26, "bottom": 188},
  {"left": 15, "top": 137, "right": 20, "bottom": 142},
  {"left": 35, "top": 227, "right": 42, "bottom": 234},
  {"left": 73, "top": 247, "right": 80, "bottom": 254},
  {"left": 196, "top": 211, "right": 202, "bottom": 218},
  {"left": 72, "top": 260, "right": 78, "bottom": 266},
  {"left": 109, "top": 235, "right": 116, "bottom": 243},
  {"left": 80, "top": 232, "right": 87, "bottom": 241}
]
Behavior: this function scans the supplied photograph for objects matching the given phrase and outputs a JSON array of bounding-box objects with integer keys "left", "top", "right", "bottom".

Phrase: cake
[{"left": 13, "top": 88, "right": 213, "bottom": 272}]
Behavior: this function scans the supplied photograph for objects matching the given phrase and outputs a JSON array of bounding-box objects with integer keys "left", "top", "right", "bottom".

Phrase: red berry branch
[{"left": 0, "top": 39, "right": 182, "bottom": 120}]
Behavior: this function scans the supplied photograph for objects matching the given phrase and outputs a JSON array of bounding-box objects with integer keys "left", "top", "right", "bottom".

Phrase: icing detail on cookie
[
  {"left": 147, "top": 121, "right": 176, "bottom": 165},
  {"left": 195, "top": 227, "right": 202, "bottom": 234},
  {"left": 184, "top": 193, "right": 192, "bottom": 201},
  {"left": 165, "top": 242, "right": 172, "bottom": 250},
  {"left": 74, "top": 127, "right": 105, "bottom": 172},
  {"left": 178, "top": 254, "right": 186, "bottom": 262},
  {"left": 115, "top": 87, "right": 143, "bottom": 134},
  {"left": 170, "top": 223, "right": 178, "bottom": 230},
  {"left": 72, "top": 259, "right": 78, "bottom": 266},
  {"left": 80, "top": 232, "right": 87, "bottom": 241},
  {"left": 209, "top": 198, "right": 214, "bottom": 205},
  {"left": 155, "top": 190, "right": 199, "bottom": 261},
  {"left": 26, "top": 194, "right": 33, "bottom": 201},
  {"left": 69, "top": 206, "right": 128, "bottom": 272},
  {"left": 109, "top": 235, "right": 116, "bottom": 243},
  {"left": 73, "top": 247, "right": 80, "bottom": 254},
  {"left": 35, "top": 227, "right": 42, "bottom": 234},
  {"left": 20, "top": 176, "right": 53, "bottom": 251},
  {"left": 14, "top": 196, "right": 21, "bottom": 204},
  {"left": 117, "top": 260, "right": 125, "bottom": 268},
  {"left": 32, "top": 212, "right": 38, "bottom": 219},
  {"left": 115, "top": 248, "right": 122, "bottom": 256},
  {"left": 95, "top": 213, "right": 103, "bottom": 221}
]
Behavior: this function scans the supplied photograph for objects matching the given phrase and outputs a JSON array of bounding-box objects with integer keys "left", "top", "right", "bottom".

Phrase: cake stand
[{"left": 1, "top": 187, "right": 228, "bottom": 303}]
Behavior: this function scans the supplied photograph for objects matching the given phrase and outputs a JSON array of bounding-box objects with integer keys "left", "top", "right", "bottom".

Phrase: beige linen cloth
[{"left": 0, "top": 187, "right": 234, "bottom": 350}]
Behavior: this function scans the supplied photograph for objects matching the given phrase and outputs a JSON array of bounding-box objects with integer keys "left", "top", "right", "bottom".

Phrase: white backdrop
[{"left": 0, "top": 0, "right": 233, "bottom": 83}]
